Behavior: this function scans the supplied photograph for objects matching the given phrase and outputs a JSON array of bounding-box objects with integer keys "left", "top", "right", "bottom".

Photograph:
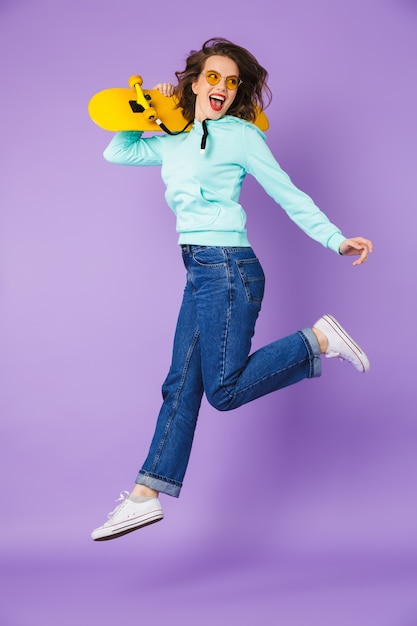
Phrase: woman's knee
[{"left": 205, "top": 386, "right": 234, "bottom": 412}]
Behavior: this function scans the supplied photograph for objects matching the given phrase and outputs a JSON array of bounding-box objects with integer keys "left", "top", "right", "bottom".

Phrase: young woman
[{"left": 91, "top": 38, "right": 372, "bottom": 541}]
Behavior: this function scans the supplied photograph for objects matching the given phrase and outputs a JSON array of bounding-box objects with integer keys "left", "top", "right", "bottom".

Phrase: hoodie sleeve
[
  {"left": 243, "top": 124, "right": 346, "bottom": 254},
  {"left": 103, "top": 131, "right": 164, "bottom": 166}
]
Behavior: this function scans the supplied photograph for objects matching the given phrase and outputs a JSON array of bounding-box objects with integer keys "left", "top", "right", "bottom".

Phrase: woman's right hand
[{"left": 153, "top": 83, "right": 175, "bottom": 97}]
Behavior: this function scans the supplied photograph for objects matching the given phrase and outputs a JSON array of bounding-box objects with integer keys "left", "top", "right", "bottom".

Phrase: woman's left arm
[{"left": 244, "top": 126, "right": 372, "bottom": 259}]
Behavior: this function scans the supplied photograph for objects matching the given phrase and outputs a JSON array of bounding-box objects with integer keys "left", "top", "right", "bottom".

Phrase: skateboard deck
[{"left": 88, "top": 75, "right": 269, "bottom": 134}]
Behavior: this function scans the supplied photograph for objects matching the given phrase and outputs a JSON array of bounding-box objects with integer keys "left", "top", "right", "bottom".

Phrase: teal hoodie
[{"left": 103, "top": 116, "right": 346, "bottom": 253}]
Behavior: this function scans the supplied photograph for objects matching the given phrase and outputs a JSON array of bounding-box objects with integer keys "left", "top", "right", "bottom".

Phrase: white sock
[{"left": 128, "top": 494, "right": 155, "bottom": 504}]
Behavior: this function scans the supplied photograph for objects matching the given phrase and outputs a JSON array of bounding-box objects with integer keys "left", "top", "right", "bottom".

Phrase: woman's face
[{"left": 191, "top": 55, "right": 240, "bottom": 122}]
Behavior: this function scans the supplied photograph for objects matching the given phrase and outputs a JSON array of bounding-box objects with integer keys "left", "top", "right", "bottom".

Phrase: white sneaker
[
  {"left": 91, "top": 491, "right": 164, "bottom": 541},
  {"left": 314, "top": 314, "right": 370, "bottom": 373}
]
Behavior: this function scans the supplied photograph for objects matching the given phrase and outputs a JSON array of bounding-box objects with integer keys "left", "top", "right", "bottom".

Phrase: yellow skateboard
[{"left": 88, "top": 75, "right": 269, "bottom": 134}]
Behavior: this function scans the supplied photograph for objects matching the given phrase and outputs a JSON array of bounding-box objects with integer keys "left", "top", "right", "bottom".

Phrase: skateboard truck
[
  {"left": 128, "top": 75, "right": 157, "bottom": 120},
  {"left": 128, "top": 74, "right": 192, "bottom": 135}
]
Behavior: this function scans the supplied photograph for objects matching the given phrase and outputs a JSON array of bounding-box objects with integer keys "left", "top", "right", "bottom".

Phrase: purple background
[{"left": 1, "top": 0, "right": 416, "bottom": 624}]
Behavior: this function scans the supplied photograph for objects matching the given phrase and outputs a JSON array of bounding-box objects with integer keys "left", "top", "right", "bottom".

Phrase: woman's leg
[
  {"left": 91, "top": 272, "right": 203, "bottom": 538},
  {"left": 135, "top": 273, "right": 204, "bottom": 497},
  {"left": 186, "top": 246, "right": 321, "bottom": 411}
]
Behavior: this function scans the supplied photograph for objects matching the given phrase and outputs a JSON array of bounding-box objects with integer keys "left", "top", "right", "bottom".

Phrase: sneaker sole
[
  {"left": 92, "top": 513, "right": 164, "bottom": 541},
  {"left": 323, "top": 314, "right": 370, "bottom": 373}
]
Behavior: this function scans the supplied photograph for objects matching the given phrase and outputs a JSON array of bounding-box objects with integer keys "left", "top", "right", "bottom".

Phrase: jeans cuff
[
  {"left": 136, "top": 471, "right": 182, "bottom": 498},
  {"left": 299, "top": 328, "right": 322, "bottom": 378}
]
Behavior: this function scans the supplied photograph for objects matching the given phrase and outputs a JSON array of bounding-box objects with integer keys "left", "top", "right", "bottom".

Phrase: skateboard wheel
[
  {"left": 144, "top": 107, "right": 157, "bottom": 121},
  {"left": 128, "top": 75, "right": 143, "bottom": 88}
]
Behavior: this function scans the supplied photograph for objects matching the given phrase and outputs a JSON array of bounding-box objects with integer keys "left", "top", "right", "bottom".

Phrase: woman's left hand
[{"left": 339, "top": 237, "right": 373, "bottom": 266}]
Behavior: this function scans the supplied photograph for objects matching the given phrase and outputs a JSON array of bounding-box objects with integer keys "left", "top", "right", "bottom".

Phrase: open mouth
[{"left": 209, "top": 94, "right": 225, "bottom": 112}]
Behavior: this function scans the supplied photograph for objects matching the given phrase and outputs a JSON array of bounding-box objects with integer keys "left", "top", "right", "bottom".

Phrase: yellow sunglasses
[{"left": 203, "top": 70, "right": 242, "bottom": 90}]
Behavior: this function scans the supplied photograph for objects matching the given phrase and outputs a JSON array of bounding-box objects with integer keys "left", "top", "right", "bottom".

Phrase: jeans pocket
[
  {"left": 191, "top": 246, "right": 226, "bottom": 268},
  {"left": 236, "top": 258, "right": 265, "bottom": 304}
]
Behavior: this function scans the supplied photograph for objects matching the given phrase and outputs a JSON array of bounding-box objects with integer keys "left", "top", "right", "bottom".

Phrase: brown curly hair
[{"left": 174, "top": 38, "right": 272, "bottom": 123}]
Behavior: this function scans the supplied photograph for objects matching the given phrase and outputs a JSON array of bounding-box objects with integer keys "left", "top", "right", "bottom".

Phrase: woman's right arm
[
  {"left": 103, "top": 131, "right": 164, "bottom": 166},
  {"left": 103, "top": 84, "right": 174, "bottom": 166}
]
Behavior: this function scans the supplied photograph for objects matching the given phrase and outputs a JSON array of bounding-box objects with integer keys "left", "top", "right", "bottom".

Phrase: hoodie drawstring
[{"left": 200, "top": 119, "right": 209, "bottom": 154}]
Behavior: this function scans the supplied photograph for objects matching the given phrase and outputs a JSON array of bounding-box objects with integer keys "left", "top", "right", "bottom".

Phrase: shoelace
[{"left": 107, "top": 490, "right": 130, "bottom": 519}]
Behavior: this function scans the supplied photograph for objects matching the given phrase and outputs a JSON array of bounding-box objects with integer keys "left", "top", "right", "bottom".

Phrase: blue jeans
[{"left": 136, "top": 245, "right": 321, "bottom": 496}]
